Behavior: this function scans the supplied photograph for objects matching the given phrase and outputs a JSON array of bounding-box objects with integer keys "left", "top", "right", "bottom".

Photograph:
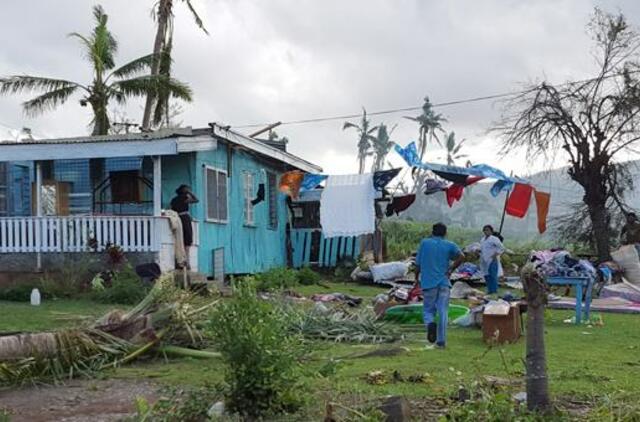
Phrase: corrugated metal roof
[{"left": 0, "top": 127, "right": 194, "bottom": 145}]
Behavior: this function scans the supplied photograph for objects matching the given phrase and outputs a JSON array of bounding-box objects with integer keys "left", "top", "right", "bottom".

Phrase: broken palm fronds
[
  {"left": 0, "top": 275, "right": 219, "bottom": 386},
  {"left": 158, "top": 345, "right": 221, "bottom": 359},
  {"left": 287, "top": 307, "right": 402, "bottom": 344}
]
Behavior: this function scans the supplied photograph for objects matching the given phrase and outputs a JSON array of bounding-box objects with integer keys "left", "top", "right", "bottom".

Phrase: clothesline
[{"left": 278, "top": 141, "right": 553, "bottom": 235}]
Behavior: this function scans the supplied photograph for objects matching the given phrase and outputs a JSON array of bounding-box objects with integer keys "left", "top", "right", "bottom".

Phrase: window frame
[
  {"left": 243, "top": 171, "right": 255, "bottom": 226},
  {"left": 267, "top": 171, "right": 278, "bottom": 230},
  {"left": 204, "top": 165, "right": 228, "bottom": 224}
]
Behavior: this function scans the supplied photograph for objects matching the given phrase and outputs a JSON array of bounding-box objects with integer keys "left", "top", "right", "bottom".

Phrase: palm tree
[
  {"left": 371, "top": 123, "right": 395, "bottom": 172},
  {"left": 343, "top": 108, "right": 379, "bottom": 174},
  {"left": 443, "top": 131, "right": 468, "bottom": 166},
  {"left": 404, "top": 96, "right": 447, "bottom": 160},
  {"left": 142, "top": 0, "right": 208, "bottom": 130},
  {"left": 0, "top": 5, "right": 192, "bottom": 136}
]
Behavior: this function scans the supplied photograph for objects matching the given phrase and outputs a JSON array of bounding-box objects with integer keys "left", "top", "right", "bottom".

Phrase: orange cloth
[
  {"left": 279, "top": 171, "right": 305, "bottom": 199},
  {"left": 534, "top": 190, "right": 551, "bottom": 234}
]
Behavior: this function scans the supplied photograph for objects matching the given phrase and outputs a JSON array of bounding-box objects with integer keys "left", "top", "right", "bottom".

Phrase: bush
[
  {"left": 297, "top": 266, "right": 320, "bottom": 285},
  {"left": 130, "top": 385, "right": 219, "bottom": 422},
  {"left": 208, "top": 283, "right": 307, "bottom": 419},
  {"left": 0, "top": 283, "right": 39, "bottom": 302},
  {"left": 255, "top": 267, "right": 299, "bottom": 291},
  {"left": 91, "top": 264, "right": 149, "bottom": 304}
]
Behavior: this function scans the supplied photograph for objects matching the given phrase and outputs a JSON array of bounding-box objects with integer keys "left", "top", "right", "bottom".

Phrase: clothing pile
[
  {"left": 450, "top": 262, "right": 484, "bottom": 282},
  {"left": 530, "top": 249, "right": 597, "bottom": 281},
  {"left": 311, "top": 293, "right": 363, "bottom": 307}
]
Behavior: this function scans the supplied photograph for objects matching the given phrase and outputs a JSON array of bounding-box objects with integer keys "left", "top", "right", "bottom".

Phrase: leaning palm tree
[
  {"left": 443, "top": 131, "right": 468, "bottom": 166},
  {"left": 0, "top": 5, "right": 192, "bottom": 136},
  {"left": 371, "top": 123, "right": 396, "bottom": 172},
  {"left": 404, "top": 96, "right": 447, "bottom": 160},
  {"left": 142, "top": 0, "right": 208, "bottom": 129},
  {"left": 343, "top": 108, "right": 379, "bottom": 174}
]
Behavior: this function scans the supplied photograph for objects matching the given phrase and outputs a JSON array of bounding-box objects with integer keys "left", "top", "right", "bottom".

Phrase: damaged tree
[
  {"left": 521, "top": 263, "right": 550, "bottom": 412},
  {"left": 499, "top": 9, "right": 640, "bottom": 260}
]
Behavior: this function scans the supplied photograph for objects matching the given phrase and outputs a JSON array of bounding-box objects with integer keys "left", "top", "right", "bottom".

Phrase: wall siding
[{"left": 186, "top": 145, "right": 288, "bottom": 275}]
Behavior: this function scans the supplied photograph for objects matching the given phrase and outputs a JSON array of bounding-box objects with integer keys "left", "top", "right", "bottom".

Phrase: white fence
[{"left": 0, "top": 216, "right": 160, "bottom": 253}]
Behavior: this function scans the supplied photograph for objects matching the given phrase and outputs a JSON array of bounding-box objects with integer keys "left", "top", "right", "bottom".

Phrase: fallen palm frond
[
  {"left": 286, "top": 307, "right": 402, "bottom": 344},
  {"left": 0, "top": 275, "right": 219, "bottom": 386}
]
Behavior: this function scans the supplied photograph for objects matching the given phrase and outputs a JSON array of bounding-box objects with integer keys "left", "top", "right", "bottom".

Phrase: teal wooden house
[{"left": 0, "top": 125, "right": 322, "bottom": 277}]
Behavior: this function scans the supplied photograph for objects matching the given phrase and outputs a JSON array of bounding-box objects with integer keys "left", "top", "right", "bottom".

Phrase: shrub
[
  {"left": 91, "top": 264, "right": 149, "bottom": 304},
  {"left": 130, "top": 385, "right": 219, "bottom": 422},
  {"left": 0, "top": 283, "right": 39, "bottom": 302},
  {"left": 255, "top": 267, "right": 299, "bottom": 291},
  {"left": 297, "top": 266, "right": 320, "bottom": 285},
  {"left": 208, "top": 283, "right": 307, "bottom": 419}
]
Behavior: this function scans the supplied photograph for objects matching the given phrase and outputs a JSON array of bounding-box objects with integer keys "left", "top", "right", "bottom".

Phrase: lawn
[
  {"left": 0, "top": 299, "right": 123, "bottom": 332},
  {"left": 2, "top": 282, "right": 640, "bottom": 417}
]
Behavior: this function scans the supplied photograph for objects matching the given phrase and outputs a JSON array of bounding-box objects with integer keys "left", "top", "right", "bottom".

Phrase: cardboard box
[{"left": 482, "top": 303, "right": 522, "bottom": 344}]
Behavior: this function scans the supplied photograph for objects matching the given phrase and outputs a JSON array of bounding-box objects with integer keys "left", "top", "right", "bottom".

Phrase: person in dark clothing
[
  {"left": 170, "top": 185, "right": 199, "bottom": 265},
  {"left": 621, "top": 212, "right": 640, "bottom": 245}
]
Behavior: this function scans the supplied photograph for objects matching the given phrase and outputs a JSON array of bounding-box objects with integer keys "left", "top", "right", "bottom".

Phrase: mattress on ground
[{"left": 547, "top": 296, "right": 640, "bottom": 314}]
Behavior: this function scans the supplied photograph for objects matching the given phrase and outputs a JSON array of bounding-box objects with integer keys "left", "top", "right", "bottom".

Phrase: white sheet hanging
[{"left": 320, "top": 173, "right": 376, "bottom": 238}]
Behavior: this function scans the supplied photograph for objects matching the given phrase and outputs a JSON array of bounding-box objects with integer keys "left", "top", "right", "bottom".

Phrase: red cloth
[
  {"left": 506, "top": 183, "right": 534, "bottom": 218},
  {"left": 534, "top": 190, "right": 551, "bottom": 233},
  {"left": 444, "top": 176, "right": 484, "bottom": 207}
]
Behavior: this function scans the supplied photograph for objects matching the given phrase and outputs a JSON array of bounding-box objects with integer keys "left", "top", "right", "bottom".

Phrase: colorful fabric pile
[
  {"left": 451, "top": 262, "right": 484, "bottom": 281},
  {"left": 530, "top": 250, "right": 597, "bottom": 280}
]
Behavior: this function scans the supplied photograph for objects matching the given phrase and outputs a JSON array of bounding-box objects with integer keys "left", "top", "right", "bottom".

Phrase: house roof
[{"left": 0, "top": 125, "right": 322, "bottom": 173}]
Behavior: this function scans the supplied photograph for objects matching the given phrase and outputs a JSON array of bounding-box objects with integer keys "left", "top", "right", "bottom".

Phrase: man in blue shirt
[{"left": 415, "top": 223, "right": 464, "bottom": 348}]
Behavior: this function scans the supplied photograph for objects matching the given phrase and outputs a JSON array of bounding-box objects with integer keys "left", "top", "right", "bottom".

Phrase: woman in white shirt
[{"left": 480, "top": 225, "right": 505, "bottom": 294}]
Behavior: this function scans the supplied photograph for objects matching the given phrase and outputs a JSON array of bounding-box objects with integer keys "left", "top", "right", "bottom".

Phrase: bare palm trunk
[
  {"left": 0, "top": 333, "right": 58, "bottom": 360},
  {"left": 522, "top": 264, "right": 551, "bottom": 412},
  {"left": 142, "top": 0, "right": 172, "bottom": 130}
]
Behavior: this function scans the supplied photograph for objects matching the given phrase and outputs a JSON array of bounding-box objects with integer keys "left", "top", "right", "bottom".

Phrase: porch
[
  {"left": 0, "top": 130, "right": 211, "bottom": 273},
  {"left": 0, "top": 215, "right": 199, "bottom": 272}
]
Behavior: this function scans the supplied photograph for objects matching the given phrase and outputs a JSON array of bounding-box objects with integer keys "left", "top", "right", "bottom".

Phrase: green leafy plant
[
  {"left": 254, "top": 267, "right": 299, "bottom": 291},
  {"left": 0, "top": 283, "right": 39, "bottom": 302},
  {"left": 91, "top": 264, "right": 149, "bottom": 304},
  {"left": 297, "top": 266, "right": 321, "bottom": 285},
  {"left": 129, "top": 385, "right": 219, "bottom": 422},
  {"left": 208, "top": 283, "right": 307, "bottom": 419}
]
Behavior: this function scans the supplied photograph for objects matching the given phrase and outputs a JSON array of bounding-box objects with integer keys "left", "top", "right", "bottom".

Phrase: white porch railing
[{"left": 0, "top": 216, "right": 159, "bottom": 253}]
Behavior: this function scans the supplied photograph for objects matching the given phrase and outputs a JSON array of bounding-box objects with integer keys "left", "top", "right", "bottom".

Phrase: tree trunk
[
  {"left": 522, "top": 264, "right": 551, "bottom": 413},
  {"left": 142, "top": 0, "right": 172, "bottom": 130},
  {"left": 0, "top": 333, "right": 57, "bottom": 360},
  {"left": 90, "top": 99, "right": 110, "bottom": 136},
  {"left": 586, "top": 198, "right": 611, "bottom": 261}
]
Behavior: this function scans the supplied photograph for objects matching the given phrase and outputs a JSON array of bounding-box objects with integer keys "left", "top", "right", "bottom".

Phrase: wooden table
[{"left": 547, "top": 276, "right": 593, "bottom": 324}]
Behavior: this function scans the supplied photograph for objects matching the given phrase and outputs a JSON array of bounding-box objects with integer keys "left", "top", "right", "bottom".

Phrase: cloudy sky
[{"left": 0, "top": 0, "right": 639, "bottom": 176}]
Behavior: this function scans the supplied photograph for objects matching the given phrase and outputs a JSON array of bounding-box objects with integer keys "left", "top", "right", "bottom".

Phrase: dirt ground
[{"left": 0, "top": 379, "right": 158, "bottom": 422}]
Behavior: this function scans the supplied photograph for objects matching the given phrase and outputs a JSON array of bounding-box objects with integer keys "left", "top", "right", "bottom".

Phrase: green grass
[
  {"left": 3, "top": 282, "right": 640, "bottom": 415},
  {"left": 121, "top": 282, "right": 640, "bottom": 400},
  {"left": 0, "top": 299, "right": 125, "bottom": 332}
]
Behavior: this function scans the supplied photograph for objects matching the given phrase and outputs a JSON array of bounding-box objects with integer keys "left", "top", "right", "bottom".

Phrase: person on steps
[
  {"left": 480, "top": 225, "right": 505, "bottom": 295},
  {"left": 414, "top": 223, "right": 464, "bottom": 348},
  {"left": 170, "top": 185, "right": 199, "bottom": 269}
]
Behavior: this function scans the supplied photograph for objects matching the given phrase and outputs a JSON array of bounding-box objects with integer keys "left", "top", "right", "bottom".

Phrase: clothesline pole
[{"left": 498, "top": 171, "right": 514, "bottom": 234}]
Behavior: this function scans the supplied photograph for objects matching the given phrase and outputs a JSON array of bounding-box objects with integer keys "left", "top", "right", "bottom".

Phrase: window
[
  {"left": 205, "top": 167, "right": 228, "bottom": 223},
  {"left": 267, "top": 172, "right": 278, "bottom": 229},
  {"left": 243, "top": 171, "right": 255, "bottom": 225}
]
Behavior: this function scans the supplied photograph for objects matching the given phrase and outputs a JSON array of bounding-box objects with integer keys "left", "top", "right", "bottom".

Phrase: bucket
[{"left": 383, "top": 303, "right": 469, "bottom": 324}]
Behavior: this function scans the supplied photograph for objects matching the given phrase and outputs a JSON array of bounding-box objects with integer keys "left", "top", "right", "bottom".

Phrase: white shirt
[{"left": 479, "top": 235, "right": 505, "bottom": 276}]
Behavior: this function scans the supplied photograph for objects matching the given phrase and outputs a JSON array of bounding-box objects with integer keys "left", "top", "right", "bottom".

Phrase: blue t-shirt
[{"left": 416, "top": 236, "right": 462, "bottom": 289}]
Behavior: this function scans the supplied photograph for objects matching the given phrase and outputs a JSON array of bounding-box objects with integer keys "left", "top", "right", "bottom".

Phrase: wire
[{"left": 231, "top": 70, "right": 640, "bottom": 130}]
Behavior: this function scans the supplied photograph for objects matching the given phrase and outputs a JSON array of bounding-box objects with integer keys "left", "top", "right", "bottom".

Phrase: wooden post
[
  {"left": 522, "top": 263, "right": 551, "bottom": 412},
  {"left": 35, "top": 161, "right": 43, "bottom": 271},
  {"left": 153, "top": 156, "right": 162, "bottom": 217}
]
